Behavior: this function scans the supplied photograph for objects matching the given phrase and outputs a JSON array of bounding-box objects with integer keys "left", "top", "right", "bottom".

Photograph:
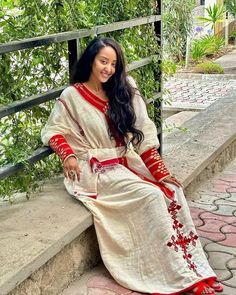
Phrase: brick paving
[
  {"left": 163, "top": 78, "right": 236, "bottom": 109},
  {"left": 188, "top": 158, "right": 236, "bottom": 295}
]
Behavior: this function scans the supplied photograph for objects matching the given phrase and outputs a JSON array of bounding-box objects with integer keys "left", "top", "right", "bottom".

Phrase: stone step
[
  {"left": 164, "top": 93, "right": 236, "bottom": 195},
  {"left": 59, "top": 264, "right": 145, "bottom": 295},
  {"left": 0, "top": 177, "right": 99, "bottom": 295},
  {"left": 222, "top": 66, "right": 236, "bottom": 74},
  {"left": 59, "top": 263, "right": 194, "bottom": 295},
  {"left": 163, "top": 111, "right": 199, "bottom": 136}
]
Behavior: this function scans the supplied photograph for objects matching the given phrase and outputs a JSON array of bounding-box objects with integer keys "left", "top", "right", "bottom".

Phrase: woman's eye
[{"left": 101, "top": 60, "right": 107, "bottom": 64}]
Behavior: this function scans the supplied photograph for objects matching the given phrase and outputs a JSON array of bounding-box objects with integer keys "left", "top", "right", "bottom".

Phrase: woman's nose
[{"left": 105, "top": 64, "right": 112, "bottom": 73}]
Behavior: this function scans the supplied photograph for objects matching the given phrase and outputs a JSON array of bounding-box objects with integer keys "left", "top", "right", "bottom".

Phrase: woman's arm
[{"left": 129, "top": 76, "right": 181, "bottom": 187}]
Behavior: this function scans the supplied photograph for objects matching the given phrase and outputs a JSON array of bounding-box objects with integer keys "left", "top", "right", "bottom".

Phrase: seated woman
[{"left": 41, "top": 37, "right": 223, "bottom": 295}]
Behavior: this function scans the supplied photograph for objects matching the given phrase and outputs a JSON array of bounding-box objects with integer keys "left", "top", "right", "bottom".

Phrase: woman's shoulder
[
  {"left": 61, "top": 85, "right": 77, "bottom": 98},
  {"left": 126, "top": 75, "right": 138, "bottom": 88},
  {"left": 59, "top": 85, "right": 84, "bottom": 104}
]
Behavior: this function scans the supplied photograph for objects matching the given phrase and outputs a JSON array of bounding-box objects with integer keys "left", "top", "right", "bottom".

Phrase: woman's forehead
[{"left": 97, "top": 46, "right": 117, "bottom": 60}]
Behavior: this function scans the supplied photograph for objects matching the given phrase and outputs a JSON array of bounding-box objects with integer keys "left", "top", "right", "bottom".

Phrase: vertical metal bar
[
  {"left": 68, "top": 39, "right": 80, "bottom": 84},
  {"left": 154, "top": 0, "right": 163, "bottom": 155}
]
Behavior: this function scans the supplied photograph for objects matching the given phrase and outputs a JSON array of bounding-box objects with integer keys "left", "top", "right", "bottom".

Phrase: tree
[
  {"left": 224, "top": 0, "right": 236, "bottom": 19},
  {"left": 198, "top": 3, "right": 225, "bottom": 35},
  {"left": 163, "top": 0, "right": 195, "bottom": 62}
]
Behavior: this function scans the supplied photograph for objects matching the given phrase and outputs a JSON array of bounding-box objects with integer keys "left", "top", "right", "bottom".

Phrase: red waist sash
[{"left": 89, "top": 157, "right": 175, "bottom": 200}]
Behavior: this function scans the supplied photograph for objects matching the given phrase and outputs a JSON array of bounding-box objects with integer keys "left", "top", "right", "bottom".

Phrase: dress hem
[{"left": 150, "top": 276, "right": 217, "bottom": 295}]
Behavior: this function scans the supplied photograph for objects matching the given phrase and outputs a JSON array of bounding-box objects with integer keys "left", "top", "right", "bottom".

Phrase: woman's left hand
[{"left": 162, "top": 175, "right": 182, "bottom": 187}]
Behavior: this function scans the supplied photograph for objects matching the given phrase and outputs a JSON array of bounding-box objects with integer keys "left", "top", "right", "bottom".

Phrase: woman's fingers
[
  {"left": 163, "top": 176, "right": 182, "bottom": 187},
  {"left": 65, "top": 167, "right": 80, "bottom": 181},
  {"left": 63, "top": 156, "right": 80, "bottom": 181},
  {"left": 75, "top": 166, "right": 80, "bottom": 181}
]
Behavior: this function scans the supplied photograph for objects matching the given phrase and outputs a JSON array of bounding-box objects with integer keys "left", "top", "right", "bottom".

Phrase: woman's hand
[
  {"left": 161, "top": 175, "right": 182, "bottom": 187},
  {"left": 63, "top": 156, "right": 80, "bottom": 181}
]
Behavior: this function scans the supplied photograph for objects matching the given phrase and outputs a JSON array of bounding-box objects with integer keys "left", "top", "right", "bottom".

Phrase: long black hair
[{"left": 72, "top": 37, "right": 144, "bottom": 145}]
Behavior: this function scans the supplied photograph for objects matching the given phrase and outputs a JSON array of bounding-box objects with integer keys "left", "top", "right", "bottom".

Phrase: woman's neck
[
  {"left": 83, "top": 79, "right": 108, "bottom": 101},
  {"left": 85, "top": 78, "right": 103, "bottom": 93}
]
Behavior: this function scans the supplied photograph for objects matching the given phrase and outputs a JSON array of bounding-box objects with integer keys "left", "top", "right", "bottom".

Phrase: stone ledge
[
  {"left": 163, "top": 93, "right": 236, "bottom": 195},
  {"left": 0, "top": 177, "right": 95, "bottom": 295},
  {"left": 8, "top": 227, "right": 100, "bottom": 295},
  {"left": 175, "top": 73, "right": 236, "bottom": 81},
  {"left": 1, "top": 94, "right": 236, "bottom": 295}
]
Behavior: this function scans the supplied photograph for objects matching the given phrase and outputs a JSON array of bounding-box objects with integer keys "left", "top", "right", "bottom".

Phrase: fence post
[
  {"left": 68, "top": 39, "right": 80, "bottom": 83},
  {"left": 154, "top": 0, "right": 163, "bottom": 155}
]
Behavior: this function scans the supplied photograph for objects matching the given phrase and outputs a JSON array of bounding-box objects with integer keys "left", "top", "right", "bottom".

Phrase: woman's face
[{"left": 90, "top": 46, "right": 117, "bottom": 84}]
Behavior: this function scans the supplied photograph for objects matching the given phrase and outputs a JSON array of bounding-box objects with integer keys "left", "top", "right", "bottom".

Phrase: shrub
[
  {"left": 191, "top": 35, "right": 225, "bottom": 61},
  {"left": 194, "top": 62, "right": 224, "bottom": 74},
  {"left": 229, "top": 31, "right": 236, "bottom": 44},
  {"left": 201, "top": 35, "right": 225, "bottom": 56},
  {"left": 191, "top": 41, "right": 207, "bottom": 61}
]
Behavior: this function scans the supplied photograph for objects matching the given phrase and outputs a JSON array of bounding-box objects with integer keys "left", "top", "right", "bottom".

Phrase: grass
[{"left": 194, "top": 62, "right": 224, "bottom": 74}]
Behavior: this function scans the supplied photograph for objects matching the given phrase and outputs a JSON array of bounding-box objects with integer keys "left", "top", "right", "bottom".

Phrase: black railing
[{"left": 0, "top": 9, "right": 162, "bottom": 180}]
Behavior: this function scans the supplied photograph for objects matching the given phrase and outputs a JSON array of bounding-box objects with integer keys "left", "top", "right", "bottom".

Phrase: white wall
[{"left": 205, "top": 0, "right": 217, "bottom": 8}]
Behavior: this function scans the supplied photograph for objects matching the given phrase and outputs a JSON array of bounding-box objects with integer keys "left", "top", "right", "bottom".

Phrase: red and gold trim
[
  {"left": 73, "top": 83, "right": 124, "bottom": 147},
  {"left": 141, "top": 148, "right": 170, "bottom": 182},
  {"left": 73, "top": 83, "right": 108, "bottom": 114},
  {"left": 151, "top": 276, "right": 217, "bottom": 295},
  {"left": 89, "top": 156, "right": 174, "bottom": 200},
  {"left": 49, "top": 134, "right": 75, "bottom": 162}
]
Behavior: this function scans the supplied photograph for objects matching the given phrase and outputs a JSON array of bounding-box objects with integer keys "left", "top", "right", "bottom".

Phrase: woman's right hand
[{"left": 63, "top": 156, "right": 80, "bottom": 181}]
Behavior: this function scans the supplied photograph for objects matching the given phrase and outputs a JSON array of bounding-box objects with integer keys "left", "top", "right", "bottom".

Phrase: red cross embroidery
[{"left": 167, "top": 200, "right": 200, "bottom": 275}]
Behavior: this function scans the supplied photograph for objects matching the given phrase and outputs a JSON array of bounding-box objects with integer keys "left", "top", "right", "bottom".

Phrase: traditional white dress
[{"left": 41, "top": 78, "right": 216, "bottom": 295}]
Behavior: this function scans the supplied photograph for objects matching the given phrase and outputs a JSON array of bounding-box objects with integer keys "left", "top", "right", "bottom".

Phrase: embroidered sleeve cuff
[
  {"left": 49, "top": 134, "right": 75, "bottom": 162},
  {"left": 141, "top": 147, "right": 170, "bottom": 182}
]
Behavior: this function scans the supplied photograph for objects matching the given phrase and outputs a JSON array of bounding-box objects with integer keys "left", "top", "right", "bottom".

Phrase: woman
[{"left": 41, "top": 37, "right": 223, "bottom": 295}]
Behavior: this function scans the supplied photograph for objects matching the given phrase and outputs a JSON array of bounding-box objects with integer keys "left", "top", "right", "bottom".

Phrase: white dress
[{"left": 41, "top": 78, "right": 216, "bottom": 294}]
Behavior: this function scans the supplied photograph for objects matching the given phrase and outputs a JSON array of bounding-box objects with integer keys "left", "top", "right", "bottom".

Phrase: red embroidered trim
[
  {"left": 73, "top": 83, "right": 124, "bottom": 147},
  {"left": 73, "top": 192, "right": 97, "bottom": 199},
  {"left": 151, "top": 276, "right": 217, "bottom": 295},
  {"left": 74, "top": 83, "right": 108, "bottom": 113},
  {"left": 94, "top": 156, "right": 175, "bottom": 200},
  {"left": 167, "top": 200, "right": 200, "bottom": 275},
  {"left": 141, "top": 148, "right": 170, "bottom": 181},
  {"left": 49, "top": 134, "right": 75, "bottom": 161},
  {"left": 88, "top": 156, "right": 174, "bottom": 199}
]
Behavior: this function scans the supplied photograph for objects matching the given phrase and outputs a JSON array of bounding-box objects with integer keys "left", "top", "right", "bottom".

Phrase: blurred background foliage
[{"left": 163, "top": 0, "right": 195, "bottom": 62}]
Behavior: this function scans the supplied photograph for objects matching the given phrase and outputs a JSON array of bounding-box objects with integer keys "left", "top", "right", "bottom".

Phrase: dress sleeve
[
  {"left": 128, "top": 76, "right": 171, "bottom": 182},
  {"left": 49, "top": 134, "right": 75, "bottom": 162},
  {"left": 41, "top": 89, "right": 77, "bottom": 162}
]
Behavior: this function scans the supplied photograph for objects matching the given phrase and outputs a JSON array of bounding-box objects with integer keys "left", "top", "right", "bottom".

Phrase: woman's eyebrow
[{"left": 98, "top": 55, "right": 117, "bottom": 62}]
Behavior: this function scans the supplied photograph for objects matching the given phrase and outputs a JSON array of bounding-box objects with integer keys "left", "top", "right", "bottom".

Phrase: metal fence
[{"left": 0, "top": 4, "right": 162, "bottom": 180}]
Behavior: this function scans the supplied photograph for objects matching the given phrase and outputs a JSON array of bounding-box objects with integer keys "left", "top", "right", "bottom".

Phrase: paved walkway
[
  {"left": 164, "top": 78, "right": 236, "bottom": 109},
  {"left": 163, "top": 49, "right": 236, "bottom": 110},
  {"left": 188, "top": 158, "right": 236, "bottom": 295}
]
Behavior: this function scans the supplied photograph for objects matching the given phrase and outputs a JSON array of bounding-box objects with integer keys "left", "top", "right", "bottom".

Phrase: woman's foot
[
  {"left": 192, "top": 282, "right": 216, "bottom": 295},
  {"left": 206, "top": 279, "right": 224, "bottom": 292}
]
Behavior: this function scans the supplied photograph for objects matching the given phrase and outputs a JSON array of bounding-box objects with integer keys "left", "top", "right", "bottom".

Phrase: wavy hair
[{"left": 72, "top": 37, "right": 144, "bottom": 145}]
